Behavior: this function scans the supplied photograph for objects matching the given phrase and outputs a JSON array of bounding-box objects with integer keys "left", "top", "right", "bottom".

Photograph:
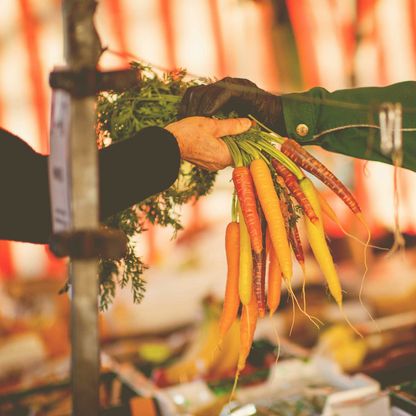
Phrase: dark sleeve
[
  {"left": 0, "top": 129, "right": 51, "bottom": 244},
  {"left": 99, "top": 126, "right": 181, "bottom": 218},
  {"left": 0, "top": 126, "right": 181, "bottom": 244}
]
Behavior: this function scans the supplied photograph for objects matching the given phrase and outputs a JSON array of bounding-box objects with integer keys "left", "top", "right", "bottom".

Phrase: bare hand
[{"left": 165, "top": 116, "right": 252, "bottom": 171}]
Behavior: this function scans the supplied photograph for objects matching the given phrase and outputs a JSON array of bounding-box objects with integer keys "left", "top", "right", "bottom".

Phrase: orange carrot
[
  {"left": 237, "top": 290, "right": 258, "bottom": 372},
  {"left": 272, "top": 159, "right": 318, "bottom": 223},
  {"left": 265, "top": 227, "right": 272, "bottom": 256},
  {"left": 219, "top": 222, "right": 240, "bottom": 342},
  {"left": 230, "top": 288, "right": 259, "bottom": 400},
  {"left": 281, "top": 139, "right": 361, "bottom": 215},
  {"left": 238, "top": 205, "right": 253, "bottom": 305},
  {"left": 233, "top": 167, "right": 263, "bottom": 254},
  {"left": 267, "top": 232, "right": 282, "bottom": 316},
  {"left": 250, "top": 159, "right": 292, "bottom": 280}
]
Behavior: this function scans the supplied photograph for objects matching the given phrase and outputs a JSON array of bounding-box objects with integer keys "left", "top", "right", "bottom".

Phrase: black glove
[{"left": 179, "top": 77, "right": 287, "bottom": 136}]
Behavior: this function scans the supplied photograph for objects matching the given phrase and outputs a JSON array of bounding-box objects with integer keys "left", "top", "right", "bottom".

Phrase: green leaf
[{"left": 94, "top": 63, "right": 215, "bottom": 308}]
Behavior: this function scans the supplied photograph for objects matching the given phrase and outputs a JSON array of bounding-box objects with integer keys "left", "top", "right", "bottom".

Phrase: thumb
[{"left": 213, "top": 117, "right": 252, "bottom": 137}]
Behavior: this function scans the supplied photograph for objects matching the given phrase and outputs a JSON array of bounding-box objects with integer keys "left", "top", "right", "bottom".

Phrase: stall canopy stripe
[
  {"left": 106, "top": 0, "right": 129, "bottom": 66},
  {"left": 285, "top": 0, "right": 320, "bottom": 88},
  {"left": 257, "top": 0, "right": 280, "bottom": 91},
  {"left": 208, "top": 0, "right": 227, "bottom": 78},
  {"left": 0, "top": 57, "right": 12, "bottom": 278},
  {"left": 0, "top": 241, "right": 15, "bottom": 279},
  {"left": 159, "top": 0, "right": 177, "bottom": 70},
  {"left": 18, "top": 0, "right": 49, "bottom": 154}
]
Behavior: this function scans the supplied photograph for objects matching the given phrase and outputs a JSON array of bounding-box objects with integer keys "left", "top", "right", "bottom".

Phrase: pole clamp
[
  {"left": 49, "top": 68, "right": 139, "bottom": 97},
  {"left": 49, "top": 228, "right": 128, "bottom": 259}
]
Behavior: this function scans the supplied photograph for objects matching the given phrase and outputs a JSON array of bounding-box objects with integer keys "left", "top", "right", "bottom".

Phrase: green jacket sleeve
[{"left": 280, "top": 81, "right": 416, "bottom": 171}]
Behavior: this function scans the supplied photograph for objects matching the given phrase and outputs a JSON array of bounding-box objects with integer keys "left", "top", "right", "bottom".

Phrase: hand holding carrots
[
  {"left": 165, "top": 116, "right": 252, "bottom": 171},
  {"left": 169, "top": 72, "right": 366, "bottom": 385}
]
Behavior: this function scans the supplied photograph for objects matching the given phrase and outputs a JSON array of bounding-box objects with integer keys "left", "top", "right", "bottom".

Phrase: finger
[{"left": 213, "top": 117, "right": 252, "bottom": 137}]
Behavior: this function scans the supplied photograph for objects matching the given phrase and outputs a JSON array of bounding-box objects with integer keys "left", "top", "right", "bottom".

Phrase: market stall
[{"left": 0, "top": 1, "right": 416, "bottom": 415}]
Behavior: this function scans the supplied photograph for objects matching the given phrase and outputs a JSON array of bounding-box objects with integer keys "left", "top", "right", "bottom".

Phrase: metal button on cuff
[{"left": 295, "top": 123, "right": 309, "bottom": 137}]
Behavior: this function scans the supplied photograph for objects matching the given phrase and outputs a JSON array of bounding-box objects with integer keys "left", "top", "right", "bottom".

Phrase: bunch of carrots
[{"left": 216, "top": 118, "right": 368, "bottom": 389}]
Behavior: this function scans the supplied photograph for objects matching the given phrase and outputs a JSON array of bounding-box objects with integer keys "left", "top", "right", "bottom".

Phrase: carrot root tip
[
  {"left": 339, "top": 305, "right": 364, "bottom": 339},
  {"left": 355, "top": 212, "right": 366, "bottom": 226},
  {"left": 228, "top": 369, "right": 240, "bottom": 405}
]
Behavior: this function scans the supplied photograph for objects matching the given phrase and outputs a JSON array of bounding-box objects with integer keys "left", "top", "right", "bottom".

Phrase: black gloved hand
[{"left": 179, "top": 77, "right": 287, "bottom": 136}]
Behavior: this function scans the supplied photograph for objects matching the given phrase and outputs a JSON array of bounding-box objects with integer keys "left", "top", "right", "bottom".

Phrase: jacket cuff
[
  {"left": 99, "top": 126, "right": 181, "bottom": 220},
  {"left": 280, "top": 88, "right": 323, "bottom": 143}
]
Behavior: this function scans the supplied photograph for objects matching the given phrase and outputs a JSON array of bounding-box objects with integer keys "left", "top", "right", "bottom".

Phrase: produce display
[{"left": 97, "top": 63, "right": 371, "bottom": 390}]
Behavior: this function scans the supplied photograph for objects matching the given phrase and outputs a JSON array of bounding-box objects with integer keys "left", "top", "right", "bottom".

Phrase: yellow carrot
[
  {"left": 300, "top": 177, "right": 342, "bottom": 307},
  {"left": 250, "top": 159, "right": 292, "bottom": 280},
  {"left": 238, "top": 204, "right": 252, "bottom": 305}
]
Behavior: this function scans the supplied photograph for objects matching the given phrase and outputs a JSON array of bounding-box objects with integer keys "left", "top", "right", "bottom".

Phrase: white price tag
[{"left": 48, "top": 89, "right": 72, "bottom": 233}]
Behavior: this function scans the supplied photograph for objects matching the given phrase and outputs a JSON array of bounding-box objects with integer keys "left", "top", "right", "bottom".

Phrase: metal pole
[{"left": 62, "top": 1, "right": 101, "bottom": 414}]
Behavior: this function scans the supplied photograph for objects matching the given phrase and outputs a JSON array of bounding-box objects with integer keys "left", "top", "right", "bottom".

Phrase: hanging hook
[
  {"left": 393, "top": 102, "right": 403, "bottom": 154},
  {"left": 379, "top": 102, "right": 403, "bottom": 159},
  {"left": 379, "top": 102, "right": 394, "bottom": 155}
]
